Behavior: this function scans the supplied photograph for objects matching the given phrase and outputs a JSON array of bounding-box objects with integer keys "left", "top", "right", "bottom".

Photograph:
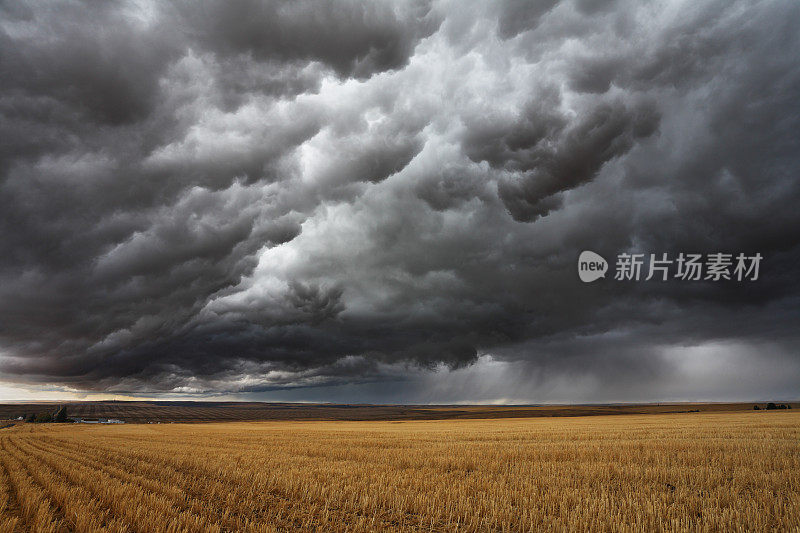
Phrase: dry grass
[{"left": 0, "top": 412, "right": 798, "bottom": 531}]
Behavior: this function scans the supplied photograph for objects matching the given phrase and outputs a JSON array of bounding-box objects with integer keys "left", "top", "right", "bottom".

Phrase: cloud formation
[{"left": 1, "top": 0, "right": 799, "bottom": 400}]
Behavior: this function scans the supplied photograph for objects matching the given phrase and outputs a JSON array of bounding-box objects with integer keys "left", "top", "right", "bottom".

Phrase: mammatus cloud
[{"left": 1, "top": 0, "right": 799, "bottom": 400}]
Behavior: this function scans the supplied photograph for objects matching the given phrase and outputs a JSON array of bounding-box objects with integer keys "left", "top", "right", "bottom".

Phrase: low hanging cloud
[{"left": 1, "top": 0, "right": 799, "bottom": 400}]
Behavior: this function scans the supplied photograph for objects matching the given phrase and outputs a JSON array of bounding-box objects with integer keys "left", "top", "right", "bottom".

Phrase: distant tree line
[
  {"left": 17, "top": 405, "right": 72, "bottom": 423},
  {"left": 753, "top": 403, "right": 792, "bottom": 410}
]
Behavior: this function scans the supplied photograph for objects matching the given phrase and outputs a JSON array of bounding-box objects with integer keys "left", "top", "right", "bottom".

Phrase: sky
[{"left": 1, "top": 0, "right": 799, "bottom": 403}]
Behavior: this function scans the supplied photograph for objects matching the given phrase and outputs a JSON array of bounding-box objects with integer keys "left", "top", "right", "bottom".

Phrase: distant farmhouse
[{"left": 72, "top": 417, "right": 125, "bottom": 424}]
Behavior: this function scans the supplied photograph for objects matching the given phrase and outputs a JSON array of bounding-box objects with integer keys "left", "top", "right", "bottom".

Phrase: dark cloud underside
[{"left": 1, "top": 0, "right": 799, "bottom": 400}]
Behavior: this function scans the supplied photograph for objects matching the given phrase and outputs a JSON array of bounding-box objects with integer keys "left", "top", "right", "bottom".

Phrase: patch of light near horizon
[{"left": 0, "top": 382, "right": 131, "bottom": 402}]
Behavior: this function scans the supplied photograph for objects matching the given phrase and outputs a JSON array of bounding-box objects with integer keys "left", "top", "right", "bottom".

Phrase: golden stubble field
[{"left": 0, "top": 412, "right": 798, "bottom": 532}]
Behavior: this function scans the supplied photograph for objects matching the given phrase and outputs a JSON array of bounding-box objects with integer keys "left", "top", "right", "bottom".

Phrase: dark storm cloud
[
  {"left": 179, "top": 0, "right": 442, "bottom": 79},
  {"left": 476, "top": 97, "right": 660, "bottom": 221},
  {"left": 1, "top": 0, "right": 799, "bottom": 399}
]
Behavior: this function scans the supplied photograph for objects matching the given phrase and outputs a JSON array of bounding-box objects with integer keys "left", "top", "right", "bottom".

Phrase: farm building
[{"left": 72, "top": 417, "right": 125, "bottom": 424}]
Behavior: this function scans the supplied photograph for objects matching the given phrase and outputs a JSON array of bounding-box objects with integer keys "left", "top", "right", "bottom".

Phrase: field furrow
[
  {"left": 24, "top": 436, "right": 262, "bottom": 532},
  {"left": 5, "top": 437, "right": 131, "bottom": 532},
  {"left": 7, "top": 436, "right": 215, "bottom": 533},
  {"left": 0, "top": 437, "right": 66, "bottom": 533},
  {"left": 0, "top": 440, "right": 23, "bottom": 533},
  {"left": 41, "top": 434, "right": 440, "bottom": 532}
]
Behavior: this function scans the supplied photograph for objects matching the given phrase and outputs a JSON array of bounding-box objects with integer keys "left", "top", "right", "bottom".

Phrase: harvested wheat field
[{"left": 0, "top": 412, "right": 798, "bottom": 532}]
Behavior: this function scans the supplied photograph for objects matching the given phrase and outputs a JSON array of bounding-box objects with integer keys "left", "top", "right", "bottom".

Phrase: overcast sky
[{"left": 1, "top": 0, "right": 799, "bottom": 403}]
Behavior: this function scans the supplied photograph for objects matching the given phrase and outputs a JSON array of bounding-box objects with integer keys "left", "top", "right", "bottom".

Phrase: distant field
[
  {"left": 0, "top": 412, "right": 798, "bottom": 531},
  {"left": 0, "top": 400, "right": 784, "bottom": 423}
]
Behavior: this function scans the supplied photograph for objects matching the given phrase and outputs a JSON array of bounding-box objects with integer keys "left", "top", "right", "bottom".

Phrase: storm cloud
[{"left": 1, "top": 0, "right": 799, "bottom": 401}]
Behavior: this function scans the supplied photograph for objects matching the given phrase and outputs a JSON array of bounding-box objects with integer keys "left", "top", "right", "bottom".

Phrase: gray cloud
[
  {"left": 488, "top": 97, "right": 659, "bottom": 221},
  {"left": 178, "top": 0, "right": 442, "bottom": 79},
  {"left": 1, "top": 0, "right": 799, "bottom": 401}
]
